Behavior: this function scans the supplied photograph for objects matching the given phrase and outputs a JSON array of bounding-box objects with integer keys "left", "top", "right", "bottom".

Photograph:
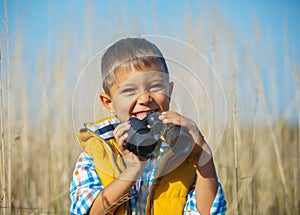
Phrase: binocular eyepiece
[{"left": 125, "top": 112, "right": 192, "bottom": 159}]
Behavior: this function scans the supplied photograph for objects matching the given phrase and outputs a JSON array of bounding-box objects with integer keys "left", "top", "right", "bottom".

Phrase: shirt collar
[{"left": 85, "top": 117, "right": 120, "bottom": 140}]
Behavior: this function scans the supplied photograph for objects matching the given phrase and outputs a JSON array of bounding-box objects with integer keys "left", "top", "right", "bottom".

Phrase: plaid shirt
[
  {"left": 70, "top": 118, "right": 227, "bottom": 214},
  {"left": 70, "top": 153, "right": 226, "bottom": 214}
]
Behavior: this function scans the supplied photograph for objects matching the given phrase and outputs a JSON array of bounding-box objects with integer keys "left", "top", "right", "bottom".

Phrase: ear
[
  {"left": 99, "top": 93, "right": 114, "bottom": 113},
  {"left": 169, "top": 82, "right": 174, "bottom": 98}
]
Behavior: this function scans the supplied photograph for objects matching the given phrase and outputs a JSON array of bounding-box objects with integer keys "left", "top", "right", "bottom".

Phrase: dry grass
[{"left": 0, "top": 2, "right": 299, "bottom": 214}]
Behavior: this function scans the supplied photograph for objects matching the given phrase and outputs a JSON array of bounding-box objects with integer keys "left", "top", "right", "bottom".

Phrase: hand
[
  {"left": 158, "top": 111, "right": 210, "bottom": 157},
  {"left": 113, "top": 122, "right": 146, "bottom": 180}
]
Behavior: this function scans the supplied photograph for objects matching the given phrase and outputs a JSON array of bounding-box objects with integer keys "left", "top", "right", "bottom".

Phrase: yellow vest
[{"left": 78, "top": 116, "right": 197, "bottom": 215}]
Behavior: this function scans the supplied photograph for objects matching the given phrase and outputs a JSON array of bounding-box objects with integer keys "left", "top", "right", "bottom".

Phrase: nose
[{"left": 137, "top": 91, "right": 152, "bottom": 105}]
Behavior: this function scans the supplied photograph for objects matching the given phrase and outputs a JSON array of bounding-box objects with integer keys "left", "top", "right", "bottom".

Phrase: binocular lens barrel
[{"left": 125, "top": 112, "right": 192, "bottom": 159}]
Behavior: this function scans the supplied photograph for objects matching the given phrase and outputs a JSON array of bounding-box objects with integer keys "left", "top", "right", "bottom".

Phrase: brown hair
[{"left": 101, "top": 37, "right": 169, "bottom": 95}]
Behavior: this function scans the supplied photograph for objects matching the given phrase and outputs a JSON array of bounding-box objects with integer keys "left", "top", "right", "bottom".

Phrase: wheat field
[{"left": 0, "top": 2, "right": 299, "bottom": 214}]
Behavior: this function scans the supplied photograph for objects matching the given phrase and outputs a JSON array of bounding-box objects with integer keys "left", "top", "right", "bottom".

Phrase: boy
[{"left": 70, "top": 37, "right": 226, "bottom": 215}]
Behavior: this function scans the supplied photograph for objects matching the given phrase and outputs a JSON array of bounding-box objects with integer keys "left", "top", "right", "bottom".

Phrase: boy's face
[{"left": 100, "top": 64, "right": 173, "bottom": 122}]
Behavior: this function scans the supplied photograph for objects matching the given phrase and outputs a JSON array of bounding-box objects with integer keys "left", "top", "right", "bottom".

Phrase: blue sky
[
  {"left": 1, "top": 0, "right": 300, "bottom": 124},
  {"left": 5, "top": 1, "right": 299, "bottom": 58}
]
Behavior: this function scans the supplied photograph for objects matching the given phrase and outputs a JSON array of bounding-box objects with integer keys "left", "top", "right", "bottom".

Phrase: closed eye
[
  {"left": 119, "top": 87, "right": 137, "bottom": 96},
  {"left": 149, "top": 84, "right": 166, "bottom": 92}
]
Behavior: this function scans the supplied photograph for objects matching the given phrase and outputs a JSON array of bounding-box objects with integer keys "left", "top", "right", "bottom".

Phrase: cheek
[
  {"left": 112, "top": 96, "right": 133, "bottom": 121},
  {"left": 155, "top": 94, "right": 170, "bottom": 109},
  {"left": 113, "top": 98, "right": 130, "bottom": 111}
]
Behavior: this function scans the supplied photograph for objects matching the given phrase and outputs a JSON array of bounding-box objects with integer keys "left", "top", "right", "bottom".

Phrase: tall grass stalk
[
  {"left": 2, "top": 0, "right": 11, "bottom": 213},
  {"left": 294, "top": 65, "right": 300, "bottom": 213},
  {"left": 0, "top": 50, "right": 6, "bottom": 213},
  {"left": 230, "top": 63, "right": 240, "bottom": 215},
  {"left": 251, "top": 91, "right": 258, "bottom": 215}
]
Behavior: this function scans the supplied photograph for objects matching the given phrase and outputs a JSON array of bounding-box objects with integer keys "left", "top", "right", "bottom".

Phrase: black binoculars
[{"left": 125, "top": 112, "right": 192, "bottom": 159}]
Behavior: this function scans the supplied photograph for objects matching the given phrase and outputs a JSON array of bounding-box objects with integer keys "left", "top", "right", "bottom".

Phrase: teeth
[{"left": 136, "top": 112, "right": 148, "bottom": 120}]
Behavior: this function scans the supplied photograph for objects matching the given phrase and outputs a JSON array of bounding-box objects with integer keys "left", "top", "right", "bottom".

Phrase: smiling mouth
[{"left": 132, "top": 110, "right": 158, "bottom": 120}]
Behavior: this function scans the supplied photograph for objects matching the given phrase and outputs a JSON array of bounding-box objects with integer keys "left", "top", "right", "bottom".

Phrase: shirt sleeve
[
  {"left": 70, "top": 152, "right": 104, "bottom": 215},
  {"left": 184, "top": 181, "right": 227, "bottom": 215}
]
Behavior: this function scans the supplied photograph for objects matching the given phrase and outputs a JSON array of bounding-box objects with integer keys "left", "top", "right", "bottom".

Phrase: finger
[
  {"left": 118, "top": 132, "right": 129, "bottom": 150},
  {"left": 113, "top": 122, "right": 130, "bottom": 150},
  {"left": 160, "top": 111, "right": 199, "bottom": 135},
  {"left": 113, "top": 121, "right": 130, "bottom": 138},
  {"left": 159, "top": 111, "right": 182, "bottom": 125}
]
